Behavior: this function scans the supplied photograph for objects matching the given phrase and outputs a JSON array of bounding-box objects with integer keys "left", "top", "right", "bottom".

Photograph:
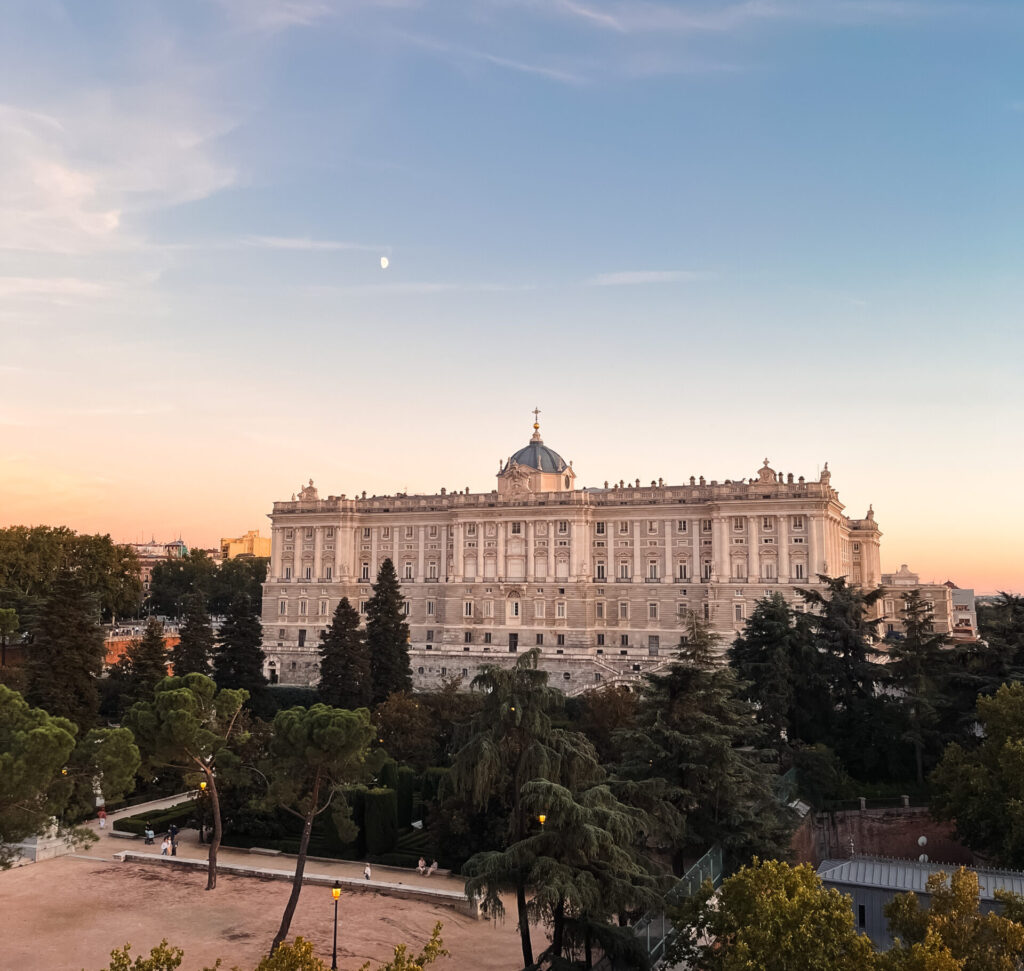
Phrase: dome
[{"left": 507, "top": 440, "right": 568, "bottom": 474}]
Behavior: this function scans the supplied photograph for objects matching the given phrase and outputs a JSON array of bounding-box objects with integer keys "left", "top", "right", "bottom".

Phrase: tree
[
  {"left": 171, "top": 594, "right": 215, "bottom": 676},
  {"left": 356, "top": 923, "right": 447, "bottom": 971},
  {"left": 25, "top": 573, "right": 106, "bottom": 729},
  {"left": 262, "top": 704, "right": 378, "bottom": 953},
  {"left": 0, "top": 684, "right": 77, "bottom": 867},
  {"left": 373, "top": 692, "right": 436, "bottom": 769},
  {"left": 317, "top": 598, "right": 371, "bottom": 709},
  {"left": 0, "top": 607, "right": 18, "bottom": 667},
  {"left": 884, "top": 867, "right": 1024, "bottom": 971},
  {"left": 931, "top": 682, "right": 1024, "bottom": 867},
  {"left": 886, "top": 591, "right": 951, "bottom": 783},
  {"left": 110, "top": 618, "right": 169, "bottom": 712},
  {"left": 213, "top": 595, "right": 267, "bottom": 700},
  {"left": 365, "top": 560, "right": 411, "bottom": 704},
  {"left": 148, "top": 549, "right": 219, "bottom": 618},
  {"left": 617, "top": 612, "right": 792, "bottom": 869},
  {"left": 669, "top": 858, "right": 876, "bottom": 971},
  {"left": 88, "top": 940, "right": 187, "bottom": 971},
  {"left": 568, "top": 684, "right": 639, "bottom": 765},
  {"left": 210, "top": 557, "right": 269, "bottom": 616},
  {"left": 125, "top": 674, "right": 248, "bottom": 889}
]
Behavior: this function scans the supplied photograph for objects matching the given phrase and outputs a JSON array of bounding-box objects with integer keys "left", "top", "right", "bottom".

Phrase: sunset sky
[{"left": 2, "top": 1, "right": 1022, "bottom": 593}]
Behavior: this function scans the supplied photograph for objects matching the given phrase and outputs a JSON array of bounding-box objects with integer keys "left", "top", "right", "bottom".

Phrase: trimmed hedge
[
  {"left": 396, "top": 767, "right": 415, "bottom": 828},
  {"left": 379, "top": 759, "right": 399, "bottom": 792},
  {"left": 374, "top": 851, "right": 423, "bottom": 868},
  {"left": 364, "top": 788, "right": 398, "bottom": 856},
  {"left": 113, "top": 800, "right": 197, "bottom": 836}
]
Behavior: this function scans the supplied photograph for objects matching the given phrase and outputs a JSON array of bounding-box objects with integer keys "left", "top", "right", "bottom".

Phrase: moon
[{"left": 380, "top": 256, "right": 389, "bottom": 270}]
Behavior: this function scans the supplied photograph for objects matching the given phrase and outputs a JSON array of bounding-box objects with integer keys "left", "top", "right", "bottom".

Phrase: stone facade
[
  {"left": 880, "top": 565, "right": 956, "bottom": 637},
  {"left": 260, "top": 420, "right": 883, "bottom": 691},
  {"left": 220, "top": 529, "right": 272, "bottom": 560}
]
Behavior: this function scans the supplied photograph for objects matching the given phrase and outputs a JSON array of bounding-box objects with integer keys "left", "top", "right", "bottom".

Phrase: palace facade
[{"left": 260, "top": 419, "right": 883, "bottom": 691}]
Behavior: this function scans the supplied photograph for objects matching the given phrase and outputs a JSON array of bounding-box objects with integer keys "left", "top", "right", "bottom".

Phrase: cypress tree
[
  {"left": 213, "top": 594, "right": 267, "bottom": 697},
  {"left": 171, "top": 594, "right": 214, "bottom": 675},
  {"left": 318, "top": 597, "right": 371, "bottom": 709},
  {"left": 111, "top": 617, "right": 169, "bottom": 710},
  {"left": 25, "top": 572, "right": 105, "bottom": 729},
  {"left": 365, "top": 559, "right": 412, "bottom": 704}
]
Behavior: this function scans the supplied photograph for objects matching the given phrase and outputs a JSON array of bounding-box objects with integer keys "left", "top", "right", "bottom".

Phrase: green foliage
[
  {"left": 793, "top": 744, "right": 855, "bottom": 810},
  {"left": 669, "top": 859, "right": 876, "bottom": 970},
  {"left": 396, "top": 766, "right": 415, "bottom": 828},
  {"left": 356, "top": 922, "right": 447, "bottom": 971},
  {"left": 420, "top": 767, "right": 448, "bottom": 804},
  {"left": 0, "top": 525, "right": 141, "bottom": 621},
  {"left": 317, "top": 597, "right": 371, "bottom": 709},
  {"left": 149, "top": 551, "right": 268, "bottom": 618},
  {"left": 25, "top": 572, "right": 107, "bottom": 729},
  {"left": 380, "top": 759, "right": 399, "bottom": 791},
  {"left": 113, "top": 800, "right": 197, "bottom": 836},
  {"left": 0, "top": 683, "right": 78, "bottom": 867},
  {"left": 65, "top": 726, "right": 141, "bottom": 821},
  {"left": 374, "top": 694, "right": 436, "bottom": 769},
  {"left": 86, "top": 940, "right": 188, "bottom": 971},
  {"left": 364, "top": 787, "right": 399, "bottom": 855},
  {"left": 0, "top": 606, "right": 19, "bottom": 667},
  {"left": 365, "top": 560, "right": 412, "bottom": 704},
  {"left": 565, "top": 684, "right": 638, "bottom": 764},
  {"left": 884, "top": 867, "right": 1024, "bottom": 971},
  {"left": 251, "top": 936, "right": 325, "bottom": 971},
  {"left": 171, "top": 594, "right": 214, "bottom": 676},
  {"left": 213, "top": 594, "right": 267, "bottom": 700},
  {"left": 109, "top": 618, "right": 170, "bottom": 714},
  {"left": 931, "top": 682, "right": 1024, "bottom": 867}
]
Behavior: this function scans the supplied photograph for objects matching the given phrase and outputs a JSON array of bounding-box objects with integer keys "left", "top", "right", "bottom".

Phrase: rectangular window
[
  {"left": 620, "top": 635, "right": 629, "bottom": 647},
  {"left": 401, "top": 601, "right": 410, "bottom": 616},
  {"left": 427, "top": 600, "right": 435, "bottom": 616},
  {"left": 648, "top": 520, "right": 657, "bottom": 534},
  {"left": 405, "top": 526, "right": 413, "bottom": 538},
  {"left": 305, "top": 527, "right": 313, "bottom": 538},
  {"left": 703, "top": 603, "right": 710, "bottom": 620},
  {"left": 285, "top": 529, "right": 294, "bottom": 540},
  {"left": 596, "top": 522, "right": 606, "bottom": 535},
  {"left": 618, "top": 602, "right": 629, "bottom": 620},
  {"left": 429, "top": 525, "right": 438, "bottom": 538},
  {"left": 298, "top": 600, "right": 307, "bottom": 616},
  {"left": 762, "top": 516, "right": 772, "bottom": 530},
  {"left": 404, "top": 562, "right": 413, "bottom": 579},
  {"left": 677, "top": 520, "right": 688, "bottom": 532},
  {"left": 426, "top": 629, "right": 434, "bottom": 641},
  {"left": 467, "top": 523, "right": 477, "bottom": 536},
  {"left": 326, "top": 527, "right": 335, "bottom": 537},
  {"left": 464, "top": 631, "right": 472, "bottom": 643},
  {"left": 510, "top": 601, "right": 521, "bottom": 618},
  {"left": 619, "top": 562, "right": 630, "bottom": 580},
  {"left": 483, "top": 600, "right": 493, "bottom": 618},
  {"left": 304, "top": 566, "right": 312, "bottom": 580},
  {"left": 318, "top": 600, "right": 328, "bottom": 616},
  {"left": 648, "top": 561, "right": 659, "bottom": 580},
  {"left": 619, "top": 522, "right": 630, "bottom": 534},
  {"left": 794, "top": 563, "right": 805, "bottom": 579},
  {"left": 298, "top": 629, "right": 306, "bottom": 647},
  {"left": 733, "top": 517, "right": 744, "bottom": 531},
  {"left": 735, "top": 603, "right": 744, "bottom": 622},
  {"left": 596, "top": 561, "right": 606, "bottom": 580},
  {"left": 648, "top": 635, "right": 660, "bottom": 654},
  {"left": 793, "top": 516, "right": 804, "bottom": 530},
  {"left": 284, "top": 566, "right": 292, "bottom": 580},
  {"left": 362, "top": 527, "right": 371, "bottom": 539},
  {"left": 484, "top": 632, "right": 492, "bottom": 644},
  {"left": 557, "top": 634, "right": 565, "bottom": 646},
  {"left": 853, "top": 542, "right": 861, "bottom": 552},
  {"left": 534, "top": 601, "right": 545, "bottom": 619},
  {"left": 511, "top": 522, "right": 522, "bottom": 535},
  {"left": 702, "top": 519, "right": 712, "bottom": 532},
  {"left": 464, "top": 600, "right": 473, "bottom": 617},
  {"left": 556, "top": 602, "right": 566, "bottom": 619},
  {"left": 428, "top": 562, "right": 438, "bottom": 579},
  {"left": 678, "top": 562, "right": 689, "bottom": 580},
  {"left": 536, "top": 634, "right": 544, "bottom": 645},
  {"left": 382, "top": 527, "right": 390, "bottom": 539},
  {"left": 278, "top": 600, "right": 287, "bottom": 615},
  {"left": 325, "top": 566, "right": 333, "bottom": 580},
  {"left": 649, "top": 603, "right": 659, "bottom": 620},
  {"left": 596, "top": 601, "right": 605, "bottom": 619},
  {"left": 359, "top": 600, "right": 368, "bottom": 613},
  {"left": 597, "top": 633, "right": 605, "bottom": 646},
  {"left": 558, "top": 520, "right": 568, "bottom": 534}
]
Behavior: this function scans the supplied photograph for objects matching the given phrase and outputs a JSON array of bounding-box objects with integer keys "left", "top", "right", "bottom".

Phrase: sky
[{"left": 1, "top": 0, "right": 1022, "bottom": 594}]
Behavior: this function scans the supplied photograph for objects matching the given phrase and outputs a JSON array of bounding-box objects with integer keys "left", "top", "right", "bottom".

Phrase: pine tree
[
  {"left": 110, "top": 617, "right": 169, "bottom": 710},
  {"left": 318, "top": 597, "right": 371, "bottom": 709},
  {"left": 365, "top": 559, "right": 412, "bottom": 704},
  {"left": 171, "top": 594, "right": 214, "bottom": 675},
  {"left": 213, "top": 594, "right": 267, "bottom": 698},
  {"left": 25, "top": 573, "right": 106, "bottom": 729}
]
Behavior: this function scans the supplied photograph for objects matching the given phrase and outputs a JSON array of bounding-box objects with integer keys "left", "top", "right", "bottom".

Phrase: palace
[{"left": 260, "top": 416, "right": 884, "bottom": 692}]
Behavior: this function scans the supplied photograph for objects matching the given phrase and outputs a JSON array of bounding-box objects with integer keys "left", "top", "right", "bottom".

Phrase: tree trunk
[
  {"left": 584, "top": 926, "right": 593, "bottom": 969},
  {"left": 552, "top": 897, "right": 565, "bottom": 959},
  {"left": 516, "top": 876, "right": 534, "bottom": 969},
  {"left": 270, "top": 769, "right": 321, "bottom": 954},
  {"left": 206, "top": 769, "right": 222, "bottom": 891}
]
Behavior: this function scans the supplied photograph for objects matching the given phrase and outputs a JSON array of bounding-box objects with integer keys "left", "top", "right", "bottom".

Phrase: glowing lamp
[
  {"left": 200, "top": 781, "right": 207, "bottom": 791},
  {"left": 332, "top": 882, "right": 341, "bottom": 900},
  {"left": 538, "top": 814, "right": 547, "bottom": 827}
]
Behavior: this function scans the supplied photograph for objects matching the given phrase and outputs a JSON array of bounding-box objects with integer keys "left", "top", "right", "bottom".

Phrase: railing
[{"left": 645, "top": 577, "right": 662, "bottom": 583}]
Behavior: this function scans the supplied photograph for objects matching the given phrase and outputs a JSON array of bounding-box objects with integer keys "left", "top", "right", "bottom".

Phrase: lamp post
[
  {"left": 199, "top": 780, "right": 207, "bottom": 845},
  {"left": 331, "top": 881, "right": 341, "bottom": 970}
]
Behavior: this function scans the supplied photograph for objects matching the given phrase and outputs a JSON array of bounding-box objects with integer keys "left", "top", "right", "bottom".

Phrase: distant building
[
  {"left": 880, "top": 565, "right": 955, "bottom": 637},
  {"left": 818, "top": 856, "right": 1024, "bottom": 948},
  {"left": 945, "top": 581, "right": 979, "bottom": 641},
  {"left": 220, "top": 530, "right": 272, "bottom": 561},
  {"left": 129, "top": 538, "right": 188, "bottom": 598}
]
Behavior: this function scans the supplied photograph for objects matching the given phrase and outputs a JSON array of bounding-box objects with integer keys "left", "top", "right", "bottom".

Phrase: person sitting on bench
[{"left": 426, "top": 859, "right": 438, "bottom": 876}]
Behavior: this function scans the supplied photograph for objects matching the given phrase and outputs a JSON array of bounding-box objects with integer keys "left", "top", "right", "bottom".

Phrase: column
[
  {"left": 334, "top": 526, "right": 343, "bottom": 580},
  {"left": 526, "top": 520, "right": 535, "bottom": 581},
  {"left": 664, "top": 521, "right": 673, "bottom": 582},
  {"left": 454, "top": 522, "right": 464, "bottom": 580},
  {"left": 370, "top": 528, "right": 378, "bottom": 579},
  {"left": 271, "top": 527, "right": 283, "bottom": 581},
  {"left": 779, "top": 515, "right": 790, "bottom": 582},
  {"left": 809, "top": 514, "right": 821, "bottom": 578},
  {"left": 496, "top": 522, "right": 505, "bottom": 580},
  {"left": 712, "top": 516, "right": 727, "bottom": 580},
  {"left": 417, "top": 526, "right": 425, "bottom": 579},
  {"left": 632, "top": 520, "right": 642, "bottom": 581},
  {"left": 547, "top": 522, "right": 555, "bottom": 580},
  {"left": 747, "top": 516, "right": 758, "bottom": 581},
  {"left": 313, "top": 527, "right": 323, "bottom": 581},
  {"left": 570, "top": 521, "right": 580, "bottom": 578}
]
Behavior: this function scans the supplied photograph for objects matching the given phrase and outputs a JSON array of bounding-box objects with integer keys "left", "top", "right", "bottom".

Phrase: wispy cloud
[
  {"left": 244, "top": 235, "right": 388, "bottom": 252},
  {"left": 0, "top": 276, "right": 108, "bottom": 298},
  {"left": 585, "top": 269, "right": 710, "bottom": 286}
]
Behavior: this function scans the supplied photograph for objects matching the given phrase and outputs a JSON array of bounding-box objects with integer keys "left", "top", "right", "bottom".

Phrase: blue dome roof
[{"left": 507, "top": 440, "right": 568, "bottom": 473}]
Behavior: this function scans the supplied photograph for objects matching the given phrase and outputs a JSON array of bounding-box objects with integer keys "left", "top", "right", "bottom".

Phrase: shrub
[
  {"left": 421, "top": 767, "right": 448, "bottom": 804},
  {"left": 364, "top": 788, "right": 398, "bottom": 856},
  {"left": 380, "top": 759, "right": 399, "bottom": 791},
  {"left": 396, "top": 767, "right": 415, "bottom": 828},
  {"left": 113, "top": 800, "right": 197, "bottom": 835}
]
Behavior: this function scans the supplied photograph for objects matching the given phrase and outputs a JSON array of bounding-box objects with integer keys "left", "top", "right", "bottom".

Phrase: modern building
[
  {"left": 220, "top": 529, "right": 272, "bottom": 561},
  {"left": 260, "top": 417, "right": 883, "bottom": 690}
]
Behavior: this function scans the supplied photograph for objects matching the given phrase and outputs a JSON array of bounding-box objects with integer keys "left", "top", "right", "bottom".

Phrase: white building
[{"left": 261, "top": 418, "right": 882, "bottom": 691}]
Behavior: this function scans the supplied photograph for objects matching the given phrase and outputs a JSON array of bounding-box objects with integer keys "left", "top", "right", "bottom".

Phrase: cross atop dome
[{"left": 531, "top": 406, "right": 542, "bottom": 442}]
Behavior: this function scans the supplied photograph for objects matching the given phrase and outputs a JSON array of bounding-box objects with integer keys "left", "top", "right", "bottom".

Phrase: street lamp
[
  {"left": 538, "top": 813, "right": 547, "bottom": 827},
  {"left": 199, "top": 780, "right": 207, "bottom": 844},
  {"left": 331, "top": 881, "right": 341, "bottom": 970}
]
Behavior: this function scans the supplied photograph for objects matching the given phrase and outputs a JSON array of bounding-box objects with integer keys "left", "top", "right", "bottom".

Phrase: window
[
  {"left": 558, "top": 520, "right": 568, "bottom": 534},
  {"left": 509, "top": 633, "right": 518, "bottom": 652},
  {"left": 677, "top": 562, "right": 689, "bottom": 580},
  {"left": 362, "top": 527, "right": 371, "bottom": 539},
  {"left": 326, "top": 527, "right": 335, "bottom": 538},
  {"left": 464, "top": 631, "right": 472, "bottom": 643},
  {"left": 382, "top": 527, "right": 390, "bottom": 539},
  {"left": 278, "top": 600, "right": 287, "bottom": 615},
  {"left": 649, "top": 603, "right": 659, "bottom": 620},
  {"left": 510, "top": 600, "right": 521, "bottom": 618},
  {"left": 648, "top": 520, "right": 657, "bottom": 534},
  {"left": 285, "top": 529, "right": 294, "bottom": 540},
  {"left": 596, "top": 561, "right": 606, "bottom": 580},
  {"left": 703, "top": 561, "right": 712, "bottom": 580},
  {"left": 305, "top": 527, "right": 313, "bottom": 538},
  {"left": 298, "top": 599, "right": 308, "bottom": 616},
  {"left": 297, "top": 629, "right": 306, "bottom": 647},
  {"left": 619, "top": 562, "right": 630, "bottom": 580},
  {"left": 677, "top": 520, "right": 688, "bottom": 532},
  {"left": 427, "top": 600, "right": 435, "bottom": 616},
  {"left": 620, "top": 635, "right": 629, "bottom": 647},
  {"left": 426, "top": 629, "right": 434, "bottom": 642},
  {"left": 319, "top": 600, "right": 328, "bottom": 616},
  {"left": 793, "top": 516, "right": 804, "bottom": 530},
  {"left": 511, "top": 522, "right": 522, "bottom": 535},
  {"left": 648, "top": 561, "right": 659, "bottom": 580},
  {"left": 464, "top": 600, "right": 473, "bottom": 617},
  {"left": 483, "top": 600, "right": 493, "bottom": 618},
  {"left": 765, "top": 562, "right": 776, "bottom": 579},
  {"left": 279, "top": 628, "right": 286, "bottom": 638},
  {"left": 733, "top": 517, "right": 744, "bottom": 531},
  {"left": 701, "top": 519, "right": 712, "bottom": 532},
  {"left": 418, "top": 666, "right": 424, "bottom": 674},
  {"left": 762, "top": 516, "right": 773, "bottom": 530},
  {"left": 325, "top": 566, "right": 333, "bottom": 580},
  {"left": 735, "top": 603, "right": 744, "bottom": 622},
  {"left": 556, "top": 602, "right": 566, "bottom": 619},
  {"left": 649, "top": 635, "right": 660, "bottom": 654},
  {"left": 403, "top": 562, "right": 413, "bottom": 579},
  {"left": 467, "top": 523, "right": 476, "bottom": 536},
  {"left": 703, "top": 603, "right": 710, "bottom": 620},
  {"left": 284, "top": 566, "right": 292, "bottom": 580},
  {"left": 884, "top": 599, "right": 895, "bottom": 615},
  {"left": 596, "top": 601, "right": 605, "bottom": 619},
  {"left": 557, "top": 634, "right": 565, "bottom": 646},
  {"left": 858, "top": 905, "right": 866, "bottom": 929},
  {"left": 484, "top": 632, "right": 492, "bottom": 644},
  {"left": 428, "top": 562, "right": 438, "bottom": 579},
  {"left": 405, "top": 526, "right": 413, "bottom": 538},
  {"left": 563, "top": 672, "right": 571, "bottom": 681},
  {"left": 304, "top": 566, "right": 312, "bottom": 580},
  {"left": 359, "top": 600, "right": 368, "bottom": 613},
  {"left": 401, "top": 601, "right": 410, "bottom": 616},
  {"left": 429, "top": 525, "right": 438, "bottom": 538},
  {"left": 619, "top": 522, "right": 630, "bottom": 534},
  {"left": 361, "top": 563, "right": 370, "bottom": 580},
  {"left": 794, "top": 563, "right": 805, "bottom": 579},
  {"left": 534, "top": 600, "right": 545, "bottom": 619},
  {"left": 853, "top": 542, "right": 861, "bottom": 552},
  {"left": 536, "top": 634, "right": 544, "bottom": 645},
  {"left": 597, "top": 633, "right": 605, "bottom": 646},
  {"left": 596, "top": 522, "right": 606, "bottom": 535},
  {"left": 618, "top": 602, "right": 629, "bottom": 620}
]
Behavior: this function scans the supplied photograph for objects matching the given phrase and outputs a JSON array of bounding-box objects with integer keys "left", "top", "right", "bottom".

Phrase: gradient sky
[{"left": 2, "top": 0, "right": 1022, "bottom": 593}]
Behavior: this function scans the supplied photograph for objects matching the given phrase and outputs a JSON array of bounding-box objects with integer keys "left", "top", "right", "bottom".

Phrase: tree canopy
[
  {"left": 213, "top": 594, "right": 267, "bottom": 702},
  {"left": 149, "top": 551, "right": 268, "bottom": 618},
  {"left": 317, "top": 597, "right": 371, "bottom": 710},
  {"left": 365, "top": 559, "right": 412, "bottom": 704}
]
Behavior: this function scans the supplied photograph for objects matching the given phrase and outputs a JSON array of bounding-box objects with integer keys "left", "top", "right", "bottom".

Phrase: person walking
[
  {"left": 97, "top": 808, "right": 107, "bottom": 831},
  {"left": 160, "top": 836, "right": 170, "bottom": 856},
  {"left": 364, "top": 863, "right": 371, "bottom": 880}
]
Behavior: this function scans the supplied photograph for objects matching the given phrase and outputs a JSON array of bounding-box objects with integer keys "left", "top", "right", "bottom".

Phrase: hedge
[
  {"left": 379, "top": 759, "right": 399, "bottom": 792},
  {"left": 374, "top": 851, "right": 423, "bottom": 868},
  {"left": 364, "top": 788, "right": 398, "bottom": 856},
  {"left": 396, "top": 767, "right": 415, "bottom": 828},
  {"left": 113, "top": 800, "right": 197, "bottom": 836}
]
